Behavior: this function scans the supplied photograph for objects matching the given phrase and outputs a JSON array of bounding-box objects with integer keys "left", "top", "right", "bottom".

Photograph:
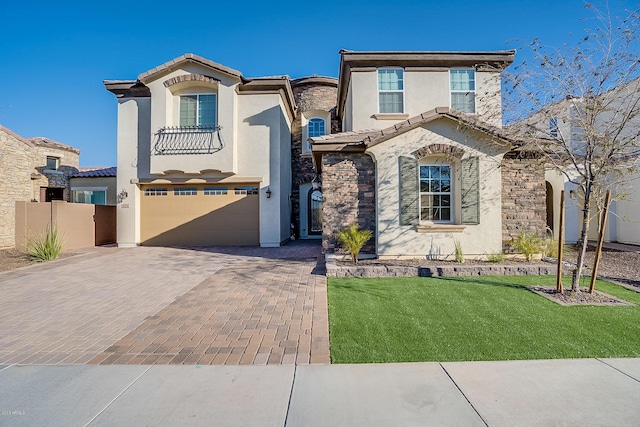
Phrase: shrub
[
  {"left": 510, "top": 232, "right": 543, "bottom": 262},
  {"left": 543, "top": 238, "right": 559, "bottom": 258},
  {"left": 337, "top": 224, "right": 372, "bottom": 264},
  {"left": 26, "top": 225, "right": 63, "bottom": 262},
  {"left": 454, "top": 239, "right": 464, "bottom": 263},
  {"left": 487, "top": 252, "right": 506, "bottom": 263}
]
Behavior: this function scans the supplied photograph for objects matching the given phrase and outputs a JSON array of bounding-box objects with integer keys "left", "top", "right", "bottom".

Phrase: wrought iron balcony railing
[{"left": 152, "top": 126, "right": 223, "bottom": 155}]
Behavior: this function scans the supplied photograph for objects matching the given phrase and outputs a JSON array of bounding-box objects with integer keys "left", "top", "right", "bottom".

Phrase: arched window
[
  {"left": 307, "top": 118, "right": 325, "bottom": 151},
  {"left": 308, "top": 118, "right": 325, "bottom": 137}
]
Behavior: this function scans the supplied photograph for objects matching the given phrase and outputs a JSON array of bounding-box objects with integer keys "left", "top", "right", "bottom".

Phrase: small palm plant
[
  {"left": 26, "top": 225, "right": 64, "bottom": 262},
  {"left": 337, "top": 224, "right": 372, "bottom": 264}
]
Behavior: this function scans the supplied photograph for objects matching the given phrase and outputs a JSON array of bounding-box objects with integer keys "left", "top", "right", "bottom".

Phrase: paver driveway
[{"left": 0, "top": 242, "right": 329, "bottom": 365}]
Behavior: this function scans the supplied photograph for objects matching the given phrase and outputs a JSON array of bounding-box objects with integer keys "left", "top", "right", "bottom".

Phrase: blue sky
[{"left": 0, "top": 0, "right": 637, "bottom": 166}]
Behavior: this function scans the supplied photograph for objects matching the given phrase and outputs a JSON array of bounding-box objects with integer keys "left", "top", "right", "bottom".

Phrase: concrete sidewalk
[{"left": 1, "top": 358, "right": 639, "bottom": 426}]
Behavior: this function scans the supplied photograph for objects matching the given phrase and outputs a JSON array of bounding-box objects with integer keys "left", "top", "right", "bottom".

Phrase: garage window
[
  {"left": 145, "top": 188, "right": 168, "bottom": 196},
  {"left": 234, "top": 187, "right": 259, "bottom": 195},
  {"left": 174, "top": 187, "right": 197, "bottom": 196},
  {"left": 204, "top": 187, "right": 228, "bottom": 195}
]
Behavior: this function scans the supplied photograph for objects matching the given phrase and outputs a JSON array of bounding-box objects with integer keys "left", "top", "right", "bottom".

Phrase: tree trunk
[{"left": 571, "top": 185, "right": 592, "bottom": 291}]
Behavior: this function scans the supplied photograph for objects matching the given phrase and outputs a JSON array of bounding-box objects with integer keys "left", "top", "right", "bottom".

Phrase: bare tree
[{"left": 504, "top": 2, "right": 640, "bottom": 291}]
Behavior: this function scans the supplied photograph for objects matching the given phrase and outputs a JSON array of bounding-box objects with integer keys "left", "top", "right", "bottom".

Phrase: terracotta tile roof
[
  {"left": 71, "top": 166, "right": 117, "bottom": 178},
  {"left": 138, "top": 53, "right": 244, "bottom": 83},
  {"left": 311, "top": 107, "right": 515, "bottom": 148}
]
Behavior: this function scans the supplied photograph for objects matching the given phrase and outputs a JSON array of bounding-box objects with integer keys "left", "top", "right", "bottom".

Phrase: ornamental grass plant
[{"left": 26, "top": 225, "right": 64, "bottom": 262}]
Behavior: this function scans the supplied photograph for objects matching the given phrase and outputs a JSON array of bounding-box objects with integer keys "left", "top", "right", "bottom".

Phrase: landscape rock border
[{"left": 326, "top": 257, "right": 557, "bottom": 278}]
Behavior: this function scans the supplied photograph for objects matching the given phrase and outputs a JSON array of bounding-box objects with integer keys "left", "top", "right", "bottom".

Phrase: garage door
[{"left": 140, "top": 184, "right": 259, "bottom": 246}]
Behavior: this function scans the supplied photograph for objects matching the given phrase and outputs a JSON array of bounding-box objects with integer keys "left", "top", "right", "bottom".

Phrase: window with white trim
[
  {"left": 234, "top": 186, "right": 259, "bottom": 195},
  {"left": 145, "top": 188, "right": 168, "bottom": 196},
  {"left": 180, "top": 94, "right": 217, "bottom": 127},
  {"left": 204, "top": 187, "right": 228, "bottom": 195},
  {"left": 378, "top": 69, "right": 404, "bottom": 113},
  {"left": 72, "top": 189, "right": 107, "bottom": 205},
  {"left": 174, "top": 187, "right": 197, "bottom": 196},
  {"left": 450, "top": 69, "right": 476, "bottom": 113},
  {"left": 549, "top": 117, "right": 559, "bottom": 137},
  {"left": 46, "top": 156, "right": 59, "bottom": 171},
  {"left": 419, "top": 164, "right": 452, "bottom": 222},
  {"left": 307, "top": 118, "right": 325, "bottom": 151}
]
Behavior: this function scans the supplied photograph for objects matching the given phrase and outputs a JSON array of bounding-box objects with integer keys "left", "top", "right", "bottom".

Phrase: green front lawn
[{"left": 328, "top": 275, "right": 640, "bottom": 363}]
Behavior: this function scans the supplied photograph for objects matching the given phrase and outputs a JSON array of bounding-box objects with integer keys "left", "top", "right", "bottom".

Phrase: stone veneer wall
[
  {"left": 321, "top": 153, "right": 376, "bottom": 254},
  {"left": 501, "top": 151, "right": 546, "bottom": 250},
  {"left": 0, "top": 129, "right": 79, "bottom": 247},
  {"left": 290, "top": 82, "right": 339, "bottom": 236}
]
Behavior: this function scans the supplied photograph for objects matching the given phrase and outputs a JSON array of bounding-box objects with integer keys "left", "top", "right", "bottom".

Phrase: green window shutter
[
  {"left": 399, "top": 156, "right": 419, "bottom": 226},
  {"left": 461, "top": 156, "right": 480, "bottom": 225}
]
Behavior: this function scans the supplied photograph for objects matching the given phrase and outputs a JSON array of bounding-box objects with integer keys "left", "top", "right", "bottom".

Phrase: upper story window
[
  {"left": 46, "top": 156, "right": 59, "bottom": 171},
  {"left": 549, "top": 117, "right": 559, "bottom": 137},
  {"left": 420, "top": 164, "right": 452, "bottom": 223},
  {"left": 378, "top": 69, "right": 404, "bottom": 113},
  {"left": 180, "top": 94, "right": 217, "bottom": 127},
  {"left": 450, "top": 69, "right": 476, "bottom": 113},
  {"left": 307, "top": 118, "right": 326, "bottom": 151},
  {"left": 302, "top": 110, "right": 331, "bottom": 155}
]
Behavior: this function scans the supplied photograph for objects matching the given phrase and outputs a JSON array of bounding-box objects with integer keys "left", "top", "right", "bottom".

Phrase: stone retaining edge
[{"left": 325, "top": 257, "right": 557, "bottom": 278}]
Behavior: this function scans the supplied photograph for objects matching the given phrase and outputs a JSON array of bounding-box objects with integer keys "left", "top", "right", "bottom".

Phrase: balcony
[
  {"left": 153, "top": 126, "right": 222, "bottom": 155},
  {"left": 150, "top": 126, "right": 234, "bottom": 175}
]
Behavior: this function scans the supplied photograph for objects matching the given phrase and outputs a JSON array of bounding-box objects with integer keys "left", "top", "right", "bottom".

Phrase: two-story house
[
  {"left": 517, "top": 77, "right": 640, "bottom": 247},
  {"left": 106, "top": 50, "right": 547, "bottom": 257},
  {"left": 311, "top": 50, "right": 546, "bottom": 258},
  {"left": 105, "top": 54, "right": 295, "bottom": 247}
]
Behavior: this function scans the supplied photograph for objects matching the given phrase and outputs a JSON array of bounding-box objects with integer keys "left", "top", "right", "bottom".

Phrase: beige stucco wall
[
  {"left": 116, "top": 97, "right": 150, "bottom": 247},
  {"left": 345, "top": 68, "right": 503, "bottom": 132},
  {"left": 615, "top": 171, "right": 640, "bottom": 244},
  {"left": 0, "top": 128, "right": 79, "bottom": 247},
  {"left": 114, "top": 63, "right": 292, "bottom": 247},
  {"left": 237, "top": 92, "right": 291, "bottom": 246},
  {"left": 367, "top": 120, "right": 508, "bottom": 258},
  {"left": 148, "top": 65, "right": 239, "bottom": 175},
  {"left": 15, "top": 201, "right": 115, "bottom": 251}
]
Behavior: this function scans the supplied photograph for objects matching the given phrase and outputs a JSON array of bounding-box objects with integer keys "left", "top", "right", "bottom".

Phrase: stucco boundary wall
[
  {"left": 325, "top": 257, "right": 556, "bottom": 278},
  {"left": 15, "top": 201, "right": 116, "bottom": 251}
]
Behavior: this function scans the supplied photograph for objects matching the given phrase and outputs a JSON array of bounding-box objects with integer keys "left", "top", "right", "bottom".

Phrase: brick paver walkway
[{"left": 0, "top": 242, "right": 329, "bottom": 365}]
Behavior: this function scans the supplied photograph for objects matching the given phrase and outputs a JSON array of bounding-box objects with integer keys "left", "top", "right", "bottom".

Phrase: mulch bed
[{"left": 527, "top": 285, "right": 636, "bottom": 306}]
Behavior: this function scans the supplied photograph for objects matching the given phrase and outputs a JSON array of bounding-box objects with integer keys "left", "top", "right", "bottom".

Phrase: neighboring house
[
  {"left": 519, "top": 78, "right": 640, "bottom": 246},
  {"left": 0, "top": 125, "right": 80, "bottom": 247},
  {"left": 311, "top": 50, "right": 546, "bottom": 258},
  {"left": 105, "top": 54, "right": 294, "bottom": 247},
  {"left": 105, "top": 51, "right": 547, "bottom": 257},
  {"left": 69, "top": 167, "right": 118, "bottom": 206}
]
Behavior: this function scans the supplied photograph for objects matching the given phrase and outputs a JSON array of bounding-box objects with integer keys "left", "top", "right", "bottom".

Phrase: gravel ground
[
  {"left": 564, "top": 247, "right": 640, "bottom": 288},
  {"left": 0, "top": 248, "right": 76, "bottom": 272}
]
